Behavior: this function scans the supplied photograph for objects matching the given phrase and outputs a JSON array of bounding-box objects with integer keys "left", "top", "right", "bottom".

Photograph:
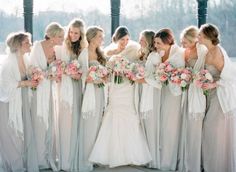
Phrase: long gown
[
  {"left": 0, "top": 96, "right": 24, "bottom": 172},
  {"left": 159, "top": 44, "right": 184, "bottom": 171},
  {"left": 21, "top": 76, "right": 39, "bottom": 172},
  {"left": 140, "top": 52, "right": 162, "bottom": 169},
  {"left": 0, "top": 54, "right": 39, "bottom": 172},
  {"left": 0, "top": 147, "right": 4, "bottom": 171},
  {"left": 89, "top": 71, "right": 152, "bottom": 168},
  {"left": 202, "top": 64, "right": 236, "bottom": 172},
  {"left": 31, "top": 83, "right": 57, "bottom": 171},
  {"left": 30, "top": 41, "right": 57, "bottom": 170},
  {"left": 178, "top": 58, "right": 203, "bottom": 172},
  {"left": 57, "top": 79, "right": 82, "bottom": 171},
  {"left": 79, "top": 60, "right": 105, "bottom": 172},
  {"left": 55, "top": 44, "right": 83, "bottom": 171},
  {"left": 0, "top": 76, "right": 39, "bottom": 172}
]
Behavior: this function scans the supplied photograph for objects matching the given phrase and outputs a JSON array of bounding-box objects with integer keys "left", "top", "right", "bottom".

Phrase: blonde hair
[
  {"left": 180, "top": 25, "right": 199, "bottom": 43},
  {"left": 139, "top": 30, "right": 155, "bottom": 61},
  {"left": 65, "top": 18, "right": 87, "bottom": 58},
  {"left": 86, "top": 26, "right": 106, "bottom": 65},
  {"left": 6, "top": 31, "right": 31, "bottom": 53},
  {"left": 44, "top": 22, "right": 64, "bottom": 40}
]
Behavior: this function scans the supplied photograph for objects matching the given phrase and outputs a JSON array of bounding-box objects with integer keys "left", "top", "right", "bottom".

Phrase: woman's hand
[
  {"left": 107, "top": 47, "right": 125, "bottom": 56},
  {"left": 102, "top": 76, "right": 109, "bottom": 83},
  {"left": 70, "top": 73, "right": 82, "bottom": 80},
  {"left": 202, "top": 82, "right": 217, "bottom": 90},
  {"left": 117, "top": 45, "right": 126, "bottom": 53},
  {"left": 30, "top": 80, "right": 39, "bottom": 88},
  {"left": 86, "top": 77, "right": 93, "bottom": 83},
  {"left": 47, "top": 75, "right": 61, "bottom": 83},
  {"left": 157, "top": 50, "right": 165, "bottom": 57},
  {"left": 48, "top": 75, "right": 58, "bottom": 81},
  {"left": 135, "top": 78, "right": 146, "bottom": 83},
  {"left": 19, "top": 80, "right": 39, "bottom": 88}
]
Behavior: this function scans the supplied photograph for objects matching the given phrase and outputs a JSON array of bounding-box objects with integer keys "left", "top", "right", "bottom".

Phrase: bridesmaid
[
  {"left": 0, "top": 147, "right": 3, "bottom": 171},
  {"left": 178, "top": 26, "right": 207, "bottom": 172},
  {"left": 79, "top": 26, "right": 106, "bottom": 172},
  {"left": 136, "top": 30, "right": 155, "bottom": 97},
  {"left": 29, "top": 22, "right": 64, "bottom": 171},
  {"left": 54, "top": 18, "right": 87, "bottom": 171},
  {"left": 0, "top": 32, "right": 39, "bottom": 172},
  {"left": 199, "top": 23, "right": 236, "bottom": 172},
  {"left": 136, "top": 30, "right": 163, "bottom": 169},
  {"left": 154, "top": 28, "right": 185, "bottom": 171},
  {"left": 138, "top": 30, "right": 155, "bottom": 62}
]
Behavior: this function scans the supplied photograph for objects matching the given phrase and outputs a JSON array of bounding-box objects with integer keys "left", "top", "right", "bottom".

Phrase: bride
[{"left": 89, "top": 26, "right": 152, "bottom": 168}]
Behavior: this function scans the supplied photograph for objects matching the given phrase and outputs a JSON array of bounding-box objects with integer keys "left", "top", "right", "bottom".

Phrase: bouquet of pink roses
[
  {"left": 65, "top": 59, "right": 83, "bottom": 80},
  {"left": 193, "top": 69, "right": 217, "bottom": 95},
  {"left": 87, "top": 64, "right": 109, "bottom": 88},
  {"left": 46, "top": 59, "right": 66, "bottom": 82},
  {"left": 124, "top": 62, "right": 145, "bottom": 84},
  {"left": 27, "top": 66, "right": 44, "bottom": 91},
  {"left": 170, "top": 67, "right": 193, "bottom": 91},
  {"left": 106, "top": 55, "right": 130, "bottom": 84},
  {"left": 154, "top": 61, "right": 174, "bottom": 85}
]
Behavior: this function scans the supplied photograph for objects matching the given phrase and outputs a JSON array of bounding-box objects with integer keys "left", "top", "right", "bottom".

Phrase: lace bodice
[
  {"left": 186, "top": 58, "right": 197, "bottom": 68},
  {"left": 89, "top": 60, "right": 100, "bottom": 67},
  {"left": 205, "top": 64, "right": 221, "bottom": 81}
]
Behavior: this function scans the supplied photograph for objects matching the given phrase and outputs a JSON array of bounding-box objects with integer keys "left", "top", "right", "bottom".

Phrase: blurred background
[{"left": 0, "top": 0, "right": 235, "bottom": 58}]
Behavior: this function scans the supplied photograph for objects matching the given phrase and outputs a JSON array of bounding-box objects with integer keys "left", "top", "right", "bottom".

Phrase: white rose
[
  {"left": 52, "top": 66, "right": 57, "bottom": 72},
  {"left": 205, "top": 73, "right": 213, "bottom": 81},
  {"left": 180, "top": 80, "right": 187, "bottom": 87},
  {"left": 181, "top": 73, "right": 187, "bottom": 80},
  {"left": 76, "top": 63, "right": 81, "bottom": 68}
]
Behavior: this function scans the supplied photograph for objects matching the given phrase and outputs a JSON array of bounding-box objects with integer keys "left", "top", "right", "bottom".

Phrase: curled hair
[
  {"left": 6, "top": 31, "right": 31, "bottom": 53},
  {"left": 139, "top": 30, "right": 155, "bottom": 61},
  {"left": 112, "top": 26, "right": 130, "bottom": 43},
  {"left": 200, "top": 23, "right": 220, "bottom": 45},
  {"left": 86, "top": 26, "right": 106, "bottom": 65},
  {"left": 180, "top": 25, "right": 199, "bottom": 43},
  {"left": 44, "top": 22, "right": 64, "bottom": 40},
  {"left": 155, "top": 28, "right": 175, "bottom": 45},
  {"left": 65, "top": 18, "right": 87, "bottom": 58}
]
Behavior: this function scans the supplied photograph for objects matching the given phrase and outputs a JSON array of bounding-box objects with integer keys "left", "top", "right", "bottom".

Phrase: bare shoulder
[
  {"left": 213, "top": 46, "right": 224, "bottom": 71},
  {"left": 106, "top": 49, "right": 116, "bottom": 56}
]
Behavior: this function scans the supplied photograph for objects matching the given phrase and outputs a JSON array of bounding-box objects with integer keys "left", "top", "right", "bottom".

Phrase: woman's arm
[
  {"left": 18, "top": 80, "right": 38, "bottom": 88},
  {"left": 213, "top": 48, "right": 224, "bottom": 72}
]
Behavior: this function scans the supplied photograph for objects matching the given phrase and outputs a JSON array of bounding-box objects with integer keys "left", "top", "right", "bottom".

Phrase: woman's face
[
  {"left": 198, "top": 31, "right": 207, "bottom": 45},
  {"left": 181, "top": 37, "right": 195, "bottom": 49},
  {"left": 153, "top": 37, "right": 169, "bottom": 52},
  {"left": 69, "top": 26, "right": 81, "bottom": 42},
  {"left": 139, "top": 35, "right": 147, "bottom": 49},
  {"left": 52, "top": 31, "right": 64, "bottom": 45},
  {"left": 117, "top": 35, "right": 129, "bottom": 49},
  {"left": 21, "top": 37, "right": 31, "bottom": 53},
  {"left": 91, "top": 31, "right": 104, "bottom": 47}
]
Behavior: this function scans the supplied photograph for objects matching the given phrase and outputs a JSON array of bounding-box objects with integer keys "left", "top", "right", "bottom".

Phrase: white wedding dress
[
  {"left": 89, "top": 78, "right": 152, "bottom": 167},
  {"left": 89, "top": 41, "right": 152, "bottom": 168}
]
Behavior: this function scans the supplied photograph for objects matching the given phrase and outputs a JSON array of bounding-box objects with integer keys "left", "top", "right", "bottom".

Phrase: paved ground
[{"left": 41, "top": 166, "right": 175, "bottom": 172}]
